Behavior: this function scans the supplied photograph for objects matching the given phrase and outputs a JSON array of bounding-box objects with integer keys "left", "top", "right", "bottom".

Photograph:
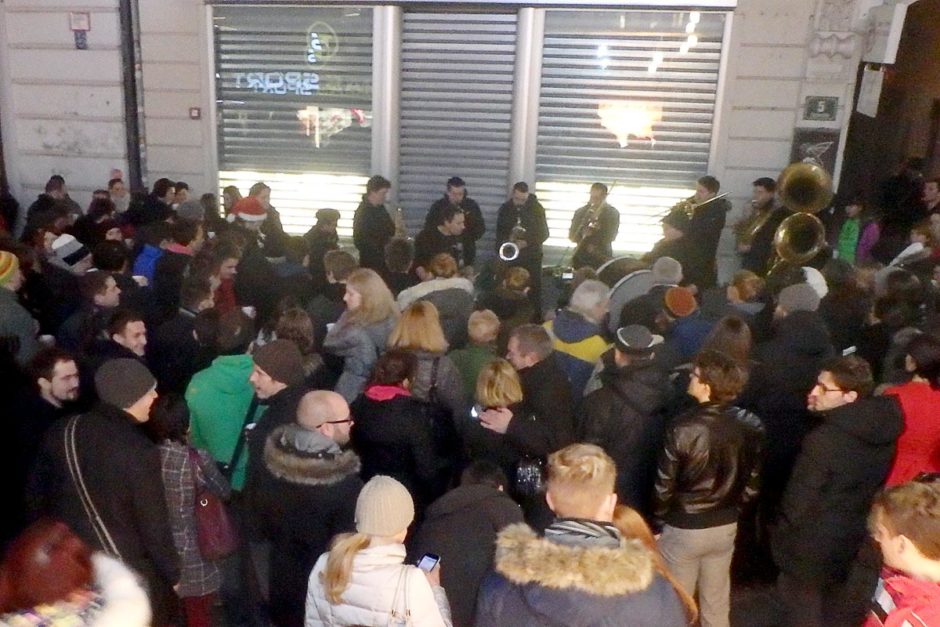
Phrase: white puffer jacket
[{"left": 305, "top": 543, "right": 452, "bottom": 627}]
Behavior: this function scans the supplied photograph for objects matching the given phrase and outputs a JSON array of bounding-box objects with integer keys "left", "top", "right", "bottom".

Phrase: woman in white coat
[{"left": 305, "top": 475, "right": 452, "bottom": 627}]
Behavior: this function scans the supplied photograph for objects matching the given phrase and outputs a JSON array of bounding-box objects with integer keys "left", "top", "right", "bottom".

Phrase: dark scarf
[{"left": 544, "top": 518, "right": 622, "bottom": 549}]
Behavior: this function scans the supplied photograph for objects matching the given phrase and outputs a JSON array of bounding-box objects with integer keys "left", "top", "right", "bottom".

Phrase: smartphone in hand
[{"left": 416, "top": 553, "right": 440, "bottom": 572}]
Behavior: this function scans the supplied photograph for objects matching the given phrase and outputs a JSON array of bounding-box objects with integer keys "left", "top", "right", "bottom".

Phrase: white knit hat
[{"left": 355, "top": 476, "right": 415, "bottom": 537}]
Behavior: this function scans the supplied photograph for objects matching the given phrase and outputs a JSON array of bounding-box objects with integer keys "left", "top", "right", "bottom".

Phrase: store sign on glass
[{"left": 233, "top": 22, "right": 337, "bottom": 95}]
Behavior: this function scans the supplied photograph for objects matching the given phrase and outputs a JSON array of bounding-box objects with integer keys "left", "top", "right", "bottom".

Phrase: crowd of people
[{"left": 0, "top": 169, "right": 939, "bottom": 627}]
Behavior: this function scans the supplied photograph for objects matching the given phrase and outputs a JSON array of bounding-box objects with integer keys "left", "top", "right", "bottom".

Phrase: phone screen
[
  {"left": 470, "top": 404, "right": 483, "bottom": 420},
  {"left": 416, "top": 553, "right": 440, "bottom": 572}
]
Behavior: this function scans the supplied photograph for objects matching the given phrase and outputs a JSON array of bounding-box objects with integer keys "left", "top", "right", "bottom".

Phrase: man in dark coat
[
  {"left": 580, "top": 325, "right": 670, "bottom": 517},
  {"left": 773, "top": 355, "right": 903, "bottom": 626},
  {"left": 149, "top": 277, "right": 215, "bottom": 393},
  {"left": 413, "top": 204, "right": 465, "bottom": 274},
  {"left": 411, "top": 461, "right": 524, "bottom": 627},
  {"left": 425, "top": 177, "right": 485, "bottom": 267},
  {"left": 28, "top": 359, "right": 181, "bottom": 623},
  {"left": 495, "top": 182, "right": 550, "bottom": 315},
  {"left": 302, "top": 208, "right": 340, "bottom": 292},
  {"left": 306, "top": 250, "right": 357, "bottom": 357},
  {"left": 476, "top": 444, "right": 688, "bottom": 626},
  {"left": 737, "top": 177, "right": 789, "bottom": 275},
  {"left": 127, "top": 177, "right": 175, "bottom": 226},
  {"left": 569, "top": 182, "right": 620, "bottom": 269},
  {"left": 255, "top": 391, "right": 362, "bottom": 627},
  {"left": 151, "top": 218, "right": 204, "bottom": 322},
  {"left": 352, "top": 175, "right": 396, "bottom": 273},
  {"left": 687, "top": 175, "right": 732, "bottom": 290}
]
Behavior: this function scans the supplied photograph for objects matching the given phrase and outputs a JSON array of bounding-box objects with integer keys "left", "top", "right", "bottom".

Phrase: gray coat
[
  {"left": 409, "top": 350, "right": 467, "bottom": 418},
  {"left": 0, "top": 287, "right": 39, "bottom": 365},
  {"left": 324, "top": 312, "right": 397, "bottom": 402}
]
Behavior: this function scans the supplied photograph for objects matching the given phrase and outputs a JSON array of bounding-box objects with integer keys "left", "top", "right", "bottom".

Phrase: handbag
[{"left": 188, "top": 448, "right": 238, "bottom": 560}]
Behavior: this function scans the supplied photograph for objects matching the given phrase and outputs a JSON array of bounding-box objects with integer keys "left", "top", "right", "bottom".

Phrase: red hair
[{"left": 0, "top": 520, "right": 94, "bottom": 613}]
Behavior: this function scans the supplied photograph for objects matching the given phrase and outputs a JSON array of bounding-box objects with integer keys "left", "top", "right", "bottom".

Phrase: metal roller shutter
[
  {"left": 398, "top": 12, "right": 517, "bottom": 258},
  {"left": 213, "top": 6, "right": 374, "bottom": 236},
  {"left": 535, "top": 9, "right": 727, "bottom": 257}
]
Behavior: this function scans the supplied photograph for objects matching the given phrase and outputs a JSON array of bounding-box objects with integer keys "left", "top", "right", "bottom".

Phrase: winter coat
[
  {"left": 773, "top": 395, "right": 903, "bottom": 584},
  {"left": 324, "top": 312, "right": 397, "bottom": 402},
  {"left": 306, "top": 282, "right": 346, "bottom": 352},
  {"left": 819, "top": 285, "right": 872, "bottom": 353},
  {"left": 406, "top": 350, "right": 467, "bottom": 421},
  {"left": 149, "top": 308, "right": 213, "bottom": 394},
  {"left": 151, "top": 246, "right": 193, "bottom": 322},
  {"left": 305, "top": 542, "right": 452, "bottom": 627},
  {"left": 653, "top": 403, "right": 763, "bottom": 530},
  {"left": 413, "top": 226, "right": 463, "bottom": 271},
  {"left": 426, "top": 195, "right": 485, "bottom": 266},
  {"left": 410, "top": 484, "right": 524, "bottom": 627},
  {"left": 302, "top": 226, "right": 339, "bottom": 292},
  {"left": 186, "top": 354, "right": 264, "bottom": 491},
  {"left": 131, "top": 243, "right": 163, "bottom": 284},
  {"left": 257, "top": 425, "right": 362, "bottom": 627},
  {"left": 476, "top": 286, "right": 535, "bottom": 353},
  {"left": 883, "top": 381, "right": 940, "bottom": 485},
  {"left": 352, "top": 198, "right": 396, "bottom": 272},
  {"left": 495, "top": 195, "right": 549, "bottom": 261},
  {"left": 398, "top": 278, "right": 475, "bottom": 350},
  {"left": 544, "top": 309, "right": 609, "bottom": 399},
  {"left": 686, "top": 197, "right": 731, "bottom": 290},
  {"left": 476, "top": 523, "right": 687, "bottom": 627},
  {"left": 235, "top": 238, "right": 280, "bottom": 325},
  {"left": 658, "top": 312, "right": 713, "bottom": 370},
  {"left": 28, "top": 403, "right": 181, "bottom": 594},
  {"left": 0, "top": 553, "right": 151, "bottom": 627},
  {"left": 580, "top": 355, "right": 672, "bottom": 515},
  {"left": 0, "top": 287, "right": 39, "bottom": 366},
  {"left": 864, "top": 568, "right": 940, "bottom": 627},
  {"left": 351, "top": 386, "right": 446, "bottom": 507},
  {"left": 447, "top": 344, "right": 498, "bottom": 400}
]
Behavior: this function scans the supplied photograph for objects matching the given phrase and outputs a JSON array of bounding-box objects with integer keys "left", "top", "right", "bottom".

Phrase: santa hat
[{"left": 231, "top": 196, "right": 267, "bottom": 222}]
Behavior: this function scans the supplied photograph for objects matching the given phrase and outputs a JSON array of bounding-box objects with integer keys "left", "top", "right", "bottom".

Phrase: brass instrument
[
  {"left": 499, "top": 225, "right": 528, "bottom": 262},
  {"left": 767, "top": 162, "right": 833, "bottom": 272},
  {"left": 735, "top": 200, "right": 776, "bottom": 248},
  {"left": 667, "top": 192, "right": 731, "bottom": 218}
]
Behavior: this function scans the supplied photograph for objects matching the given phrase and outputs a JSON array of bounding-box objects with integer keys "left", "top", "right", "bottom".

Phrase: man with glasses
[
  {"left": 252, "top": 390, "right": 362, "bottom": 626},
  {"left": 773, "top": 355, "right": 903, "bottom": 626}
]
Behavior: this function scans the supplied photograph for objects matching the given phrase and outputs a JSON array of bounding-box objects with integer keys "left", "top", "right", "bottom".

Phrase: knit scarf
[{"left": 544, "top": 518, "right": 622, "bottom": 549}]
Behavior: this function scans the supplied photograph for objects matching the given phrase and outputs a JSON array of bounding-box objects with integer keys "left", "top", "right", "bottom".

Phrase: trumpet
[
  {"left": 664, "top": 192, "right": 731, "bottom": 219},
  {"left": 499, "top": 225, "right": 527, "bottom": 262}
]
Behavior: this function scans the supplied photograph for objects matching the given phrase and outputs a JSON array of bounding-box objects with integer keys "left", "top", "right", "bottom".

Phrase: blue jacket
[
  {"left": 544, "top": 309, "right": 608, "bottom": 399},
  {"left": 132, "top": 244, "right": 163, "bottom": 284}
]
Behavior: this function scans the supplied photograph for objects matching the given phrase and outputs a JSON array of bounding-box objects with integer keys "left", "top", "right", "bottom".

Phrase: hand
[
  {"left": 516, "top": 239, "right": 528, "bottom": 250},
  {"left": 423, "top": 563, "right": 441, "bottom": 587},
  {"left": 737, "top": 243, "right": 751, "bottom": 253},
  {"left": 480, "top": 407, "right": 513, "bottom": 434}
]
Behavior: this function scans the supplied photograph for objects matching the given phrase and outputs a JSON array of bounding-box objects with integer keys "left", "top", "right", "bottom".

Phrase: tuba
[{"left": 767, "top": 163, "right": 833, "bottom": 271}]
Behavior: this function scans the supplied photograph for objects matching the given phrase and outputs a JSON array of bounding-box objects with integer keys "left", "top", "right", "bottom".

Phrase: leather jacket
[{"left": 654, "top": 403, "right": 763, "bottom": 529}]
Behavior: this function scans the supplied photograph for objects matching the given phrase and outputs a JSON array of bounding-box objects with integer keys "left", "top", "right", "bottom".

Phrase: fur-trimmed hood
[
  {"left": 263, "top": 425, "right": 361, "bottom": 486},
  {"left": 494, "top": 523, "right": 654, "bottom": 597}
]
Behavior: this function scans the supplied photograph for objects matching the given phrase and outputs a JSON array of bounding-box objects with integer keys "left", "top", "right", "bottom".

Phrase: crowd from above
[{"left": 0, "top": 170, "right": 938, "bottom": 627}]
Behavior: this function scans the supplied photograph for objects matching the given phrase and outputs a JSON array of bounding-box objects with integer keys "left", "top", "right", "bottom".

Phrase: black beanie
[
  {"left": 252, "top": 340, "right": 305, "bottom": 387},
  {"left": 95, "top": 359, "right": 156, "bottom": 409}
]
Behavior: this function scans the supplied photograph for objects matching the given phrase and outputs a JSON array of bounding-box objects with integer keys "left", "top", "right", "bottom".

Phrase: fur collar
[
  {"left": 263, "top": 430, "right": 361, "bottom": 487},
  {"left": 397, "top": 276, "right": 474, "bottom": 309},
  {"left": 494, "top": 523, "right": 654, "bottom": 597}
]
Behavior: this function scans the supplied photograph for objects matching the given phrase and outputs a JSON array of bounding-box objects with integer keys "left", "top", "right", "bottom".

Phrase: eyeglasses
[
  {"left": 325, "top": 418, "right": 354, "bottom": 425},
  {"left": 813, "top": 382, "right": 843, "bottom": 394}
]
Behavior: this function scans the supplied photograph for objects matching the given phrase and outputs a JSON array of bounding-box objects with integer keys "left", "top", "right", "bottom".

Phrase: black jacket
[
  {"left": 302, "top": 226, "right": 339, "bottom": 292},
  {"left": 653, "top": 403, "right": 763, "bottom": 530},
  {"left": 569, "top": 202, "right": 620, "bottom": 269},
  {"left": 495, "top": 195, "right": 549, "bottom": 262},
  {"left": 773, "top": 396, "right": 903, "bottom": 584},
  {"left": 477, "top": 287, "right": 535, "bottom": 354},
  {"left": 306, "top": 282, "right": 346, "bottom": 353},
  {"left": 410, "top": 484, "right": 523, "bottom": 627},
  {"left": 426, "top": 195, "right": 485, "bottom": 266},
  {"left": 642, "top": 237, "right": 703, "bottom": 290},
  {"left": 234, "top": 236, "right": 280, "bottom": 325},
  {"left": 149, "top": 309, "right": 213, "bottom": 394},
  {"left": 353, "top": 198, "right": 395, "bottom": 272},
  {"left": 686, "top": 197, "right": 731, "bottom": 289},
  {"left": 740, "top": 205, "right": 788, "bottom": 274},
  {"left": 580, "top": 355, "right": 672, "bottom": 516},
  {"left": 28, "top": 403, "right": 180, "bottom": 587},
  {"left": 350, "top": 391, "right": 446, "bottom": 508},
  {"left": 512, "top": 355, "right": 576, "bottom": 457},
  {"left": 151, "top": 249, "right": 192, "bottom": 323},
  {"left": 256, "top": 425, "right": 362, "bottom": 627},
  {"left": 413, "top": 225, "right": 462, "bottom": 271}
]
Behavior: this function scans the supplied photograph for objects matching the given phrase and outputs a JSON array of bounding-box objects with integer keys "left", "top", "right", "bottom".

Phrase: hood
[
  {"left": 397, "top": 276, "right": 474, "bottom": 309},
  {"left": 824, "top": 395, "right": 903, "bottom": 446},
  {"left": 425, "top": 484, "right": 516, "bottom": 519},
  {"left": 494, "top": 523, "right": 654, "bottom": 597},
  {"left": 202, "top": 354, "right": 255, "bottom": 394},
  {"left": 599, "top": 360, "right": 670, "bottom": 416},
  {"left": 264, "top": 424, "right": 361, "bottom": 486},
  {"left": 90, "top": 553, "right": 152, "bottom": 627},
  {"left": 774, "top": 310, "right": 833, "bottom": 356},
  {"left": 551, "top": 309, "right": 603, "bottom": 344}
]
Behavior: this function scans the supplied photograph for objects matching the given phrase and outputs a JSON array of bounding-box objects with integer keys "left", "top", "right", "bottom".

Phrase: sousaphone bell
[{"left": 768, "top": 162, "right": 833, "bottom": 272}]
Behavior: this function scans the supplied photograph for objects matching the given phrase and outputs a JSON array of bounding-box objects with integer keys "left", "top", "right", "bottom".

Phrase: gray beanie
[
  {"left": 651, "top": 256, "right": 682, "bottom": 286},
  {"left": 355, "top": 476, "right": 415, "bottom": 537},
  {"left": 95, "top": 359, "right": 156, "bottom": 409},
  {"left": 176, "top": 199, "right": 205, "bottom": 223},
  {"left": 778, "top": 282, "right": 821, "bottom": 314}
]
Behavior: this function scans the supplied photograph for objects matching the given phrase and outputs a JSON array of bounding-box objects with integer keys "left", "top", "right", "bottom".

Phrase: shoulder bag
[
  {"left": 218, "top": 395, "right": 260, "bottom": 480},
  {"left": 188, "top": 447, "right": 238, "bottom": 560}
]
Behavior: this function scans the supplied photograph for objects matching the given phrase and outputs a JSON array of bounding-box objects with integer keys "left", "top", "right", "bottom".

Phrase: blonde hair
[
  {"left": 546, "top": 444, "right": 616, "bottom": 518},
  {"left": 730, "top": 270, "right": 764, "bottom": 303},
  {"left": 869, "top": 481, "right": 940, "bottom": 560},
  {"left": 428, "top": 253, "right": 458, "bottom": 279},
  {"left": 345, "top": 268, "right": 398, "bottom": 326},
  {"left": 468, "top": 309, "right": 500, "bottom": 345},
  {"left": 320, "top": 532, "right": 371, "bottom": 605},
  {"left": 612, "top": 506, "right": 698, "bottom": 624},
  {"left": 388, "top": 301, "right": 448, "bottom": 353},
  {"left": 503, "top": 267, "right": 530, "bottom": 292},
  {"left": 475, "top": 358, "right": 523, "bottom": 407}
]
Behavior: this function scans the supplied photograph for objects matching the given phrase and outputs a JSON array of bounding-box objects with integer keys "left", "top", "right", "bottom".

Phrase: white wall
[{"left": 0, "top": 0, "right": 127, "bottom": 226}]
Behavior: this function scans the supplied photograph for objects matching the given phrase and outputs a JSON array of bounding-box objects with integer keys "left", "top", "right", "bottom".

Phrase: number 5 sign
[{"left": 803, "top": 96, "right": 839, "bottom": 122}]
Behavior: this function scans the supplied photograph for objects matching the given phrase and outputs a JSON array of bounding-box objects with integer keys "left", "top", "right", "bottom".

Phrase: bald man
[{"left": 252, "top": 390, "right": 363, "bottom": 626}]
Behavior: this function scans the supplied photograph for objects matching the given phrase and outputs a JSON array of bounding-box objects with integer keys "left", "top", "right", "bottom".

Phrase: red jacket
[
  {"left": 884, "top": 382, "right": 940, "bottom": 486},
  {"left": 214, "top": 278, "right": 238, "bottom": 314},
  {"left": 866, "top": 569, "right": 940, "bottom": 627}
]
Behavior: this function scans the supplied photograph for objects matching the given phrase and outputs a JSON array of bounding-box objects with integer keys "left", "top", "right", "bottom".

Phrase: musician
[
  {"left": 569, "top": 183, "right": 620, "bottom": 269},
  {"left": 644, "top": 209, "right": 699, "bottom": 289},
  {"left": 353, "top": 175, "right": 395, "bottom": 272},
  {"left": 424, "top": 177, "right": 485, "bottom": 266},
  {"left": 496, "top": 182, "right": 549, "bottom": 314},
  {"left": 413, "top": 204, "right": 465, "bottom": 276},
  {"left": 737, "top": 177, "right": 789, "bottom": 274},
  {"left": 688, "top": 175, "right": 732, "bottom": 289}
]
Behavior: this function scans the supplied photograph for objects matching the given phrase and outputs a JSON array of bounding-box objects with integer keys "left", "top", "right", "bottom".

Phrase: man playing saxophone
[
  {"left": 735, "top": 177, "right": 789, "bottom": 274},
  {"left": 568, "top": 182, "right": 620, "bottom": 269}
]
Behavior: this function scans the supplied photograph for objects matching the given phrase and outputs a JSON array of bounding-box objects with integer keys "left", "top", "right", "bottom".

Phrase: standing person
[
  {"left": 302, "top": 208, "right": 340, "bottom": 291},
  {"left": 495, "top": 182, "right": 549, "bottom": 316},
  {"left": 352, "top": 175, "right": 396, "bottom": 273},
  {"left": 413, "top": 205, "right": 465, "bottom": 274},
  {"left": 255, "top": 391, "right": 362, "bottom": 627},
  {"left": 323, "top": 268, "right": 399, "bottom": 402},
  {"left": 148, "top": 394, "right": 231, "bottom": 627},
  {"left": 687, "top": 175, "right": 732, "bottom": 290},
  {"left": 425, "top": 177, "right": 486, "bottom": 267},
  {"left": 736, "top": 177, "right": 788, "bottom": 274},
  {"left": 304, "top": 476, "right": 453, "bottom": 626},
  {"left": 28, "top": 359, "right": 181, "bottom": 624},
  {"left": 152, "top": 218, "right": 205, "bottom": 322},
  {"left": 476, "top": 444, "right": 688, "bottom": 626},
  {"left": 396, "top": 253, "right": 475, "bottom": 350},
  {"left": 448, "top": 309, "right": 501, "bottom": 400},
  {"left": 773, "top": 356, "right": 903, "bottom": 626},
  {"left": 653, "top": 350, "right": 762, "bottom": 627},
  {"left": 306, "top": 250, "right": 358, "bottom": 353},
  {"left": 0, "top": 250, "right": 39, "bottom": 366},
  {"left": 109, "top": 177, "right": 130, "bottom": 214},
  {"left": 477, "top": 266, "right": 535, "bottom": 354},
  {"left": 248, "top": 181, "right": 287, "bottom": 258},
  {"left": 569, "top": 182, "right": 620, "bottom": 269},
  {"left": 56, "top": 271, "right": 121, "bottom": 355},
  {"left": 129, "top": 178, "right": 175, "bottom": 226}
]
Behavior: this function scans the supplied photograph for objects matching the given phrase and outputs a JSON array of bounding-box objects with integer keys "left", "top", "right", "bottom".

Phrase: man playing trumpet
[{"left": 568, "top": 182, "right": 620, "bottom": 269}]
